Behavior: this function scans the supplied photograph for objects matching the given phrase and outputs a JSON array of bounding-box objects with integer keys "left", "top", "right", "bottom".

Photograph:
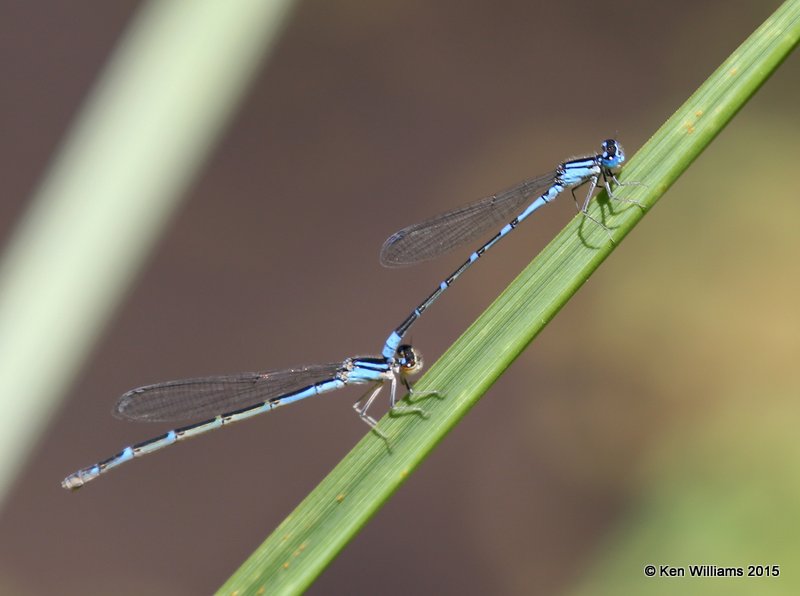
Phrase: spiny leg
[
  {"left": 606, "top": 173, "right": 645, "bottom": 207},
  {"left": 352, "top": 383, "right": 384, "bottom": 431},
  {"left": 610, "top": 173, "right": 646, "bottom": 189},
  {"left": 569, "top": 176, "right": 594, "bottom": 213},
  {"left": 572, "top": 179, "right": 615, "bottom": 243},
  {"left": 402, "top": 376, "right": 442, "bottom": 402},
  {"left": 388, "top": 377, "right": 442, "bottom": 419}
]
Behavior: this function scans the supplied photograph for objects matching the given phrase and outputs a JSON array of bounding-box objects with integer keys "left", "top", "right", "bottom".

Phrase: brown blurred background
[{"left": 1, "top": 1, "right": 799, "bottom": 594}]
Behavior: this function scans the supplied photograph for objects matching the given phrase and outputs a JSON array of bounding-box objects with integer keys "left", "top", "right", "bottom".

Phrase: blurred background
[{"left": 1, "top": 1, "right": 798, "bottom": 594}]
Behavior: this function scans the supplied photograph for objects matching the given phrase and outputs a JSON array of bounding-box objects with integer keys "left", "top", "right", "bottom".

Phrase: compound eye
[
  {"left": 397, "top": 344, "right": 423, "bottom": 374},
  {"left": 600, "top": 139, "right": 624, "bottom": 168}
]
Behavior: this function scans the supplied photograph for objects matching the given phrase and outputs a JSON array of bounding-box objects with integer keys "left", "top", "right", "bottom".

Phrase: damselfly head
[
  {"left": 396, "top": 344, "right": 423, "bottom": 375},
  {"left": 600, "top": 139, "right": 625, "bottom": 170}
]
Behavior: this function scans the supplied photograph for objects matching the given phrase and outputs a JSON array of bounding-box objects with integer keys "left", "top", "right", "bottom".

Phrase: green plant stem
[{"left": 218, "top": 2, "right": 800, "bottom": 594}]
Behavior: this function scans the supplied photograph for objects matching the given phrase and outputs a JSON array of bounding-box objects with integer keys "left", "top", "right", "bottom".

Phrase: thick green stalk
[{"left": 218, "top": 2, "right": 800, "bottom": 594}]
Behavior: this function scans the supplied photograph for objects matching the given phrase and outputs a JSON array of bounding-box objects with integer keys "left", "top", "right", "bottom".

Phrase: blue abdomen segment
[
  {"left": 382, "top": 332, "right": 402, "bottom": 359},
  {"left": 380, "top": 139, "right": 626, "bottom": 350},
  {"left": 61, "top": 359, "right": 392, "bottom": 490}
]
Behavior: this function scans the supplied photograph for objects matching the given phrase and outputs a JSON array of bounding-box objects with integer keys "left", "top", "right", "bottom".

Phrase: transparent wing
[
  {"left": 380, "top": 172, "right": 557, "bottom": 267},
  {"left": 114, "top": 362, "right": 345, "bottom": 422}
]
